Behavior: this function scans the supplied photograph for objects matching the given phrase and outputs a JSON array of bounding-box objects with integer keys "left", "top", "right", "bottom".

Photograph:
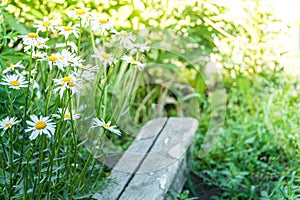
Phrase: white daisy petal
[
  {"left": 92, "top": 48, "right": 117, "bottom": 67},
  {"left": 53, "top": 73, "right": 82, "bottom": 98},
  {"left": 25, "top": 115, "right": 56, "bottom": 140},
  {"left": 58, "top": 22, "right": 79, "bottom": 39},
  {"left": 92, "top": 118, "right": 121, "bottom": 136},
  {"left": 3, "top": 61, "right": 25, "bottom": 74},
  {"left": 0, "top": 74, "right": 28, "bottom": 90},
  {"left": 91, "top": 16, "right": 113, "bottom": 33},
  {"left": 0, "top": 117, "right": 20, "bottom": 131},
  {"left": 20, "top": 32, "right": 48, "bottom": 51},
  {"left": 52, "top": 108, "right": 80, "bottom": 121},
  {"left": 33, "top": 17, "right": 59, "bottom": 33},
  {"left": 112, "top": 30, "right": 136, "bottom": 49}
]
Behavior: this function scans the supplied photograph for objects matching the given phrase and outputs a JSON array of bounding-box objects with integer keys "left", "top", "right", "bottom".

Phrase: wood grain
[
  {"left": 93, "top": 117, "right": 198, "bottom": 200},
  {"left": 93, "top": 118, "right": 168, "bottom": 200},
  {"left": 119, "top": 117, "right": 198, "bottom": 200}
]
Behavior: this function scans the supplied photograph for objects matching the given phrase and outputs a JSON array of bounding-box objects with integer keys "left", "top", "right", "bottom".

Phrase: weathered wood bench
[{"left": 93, "top": 117, "right": 198, "bottom": 200}]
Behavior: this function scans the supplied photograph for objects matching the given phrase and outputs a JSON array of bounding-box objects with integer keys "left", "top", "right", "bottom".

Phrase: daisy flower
[
  {"left": 0, "top": 74, "right": 28, "bottom": 90},
  {"left": 80, "top": 12, "right": 94, "bottom": 27},
  {"left": 112, "top": 30, "right": 136, "bottom": 49},
  {"left": 56, "top": 41, "right": 78, "bottom": 53},
  {"left": 0, "top": 117, "right": 20, "bottom": 131},
  {"left": 46, "top": 49, "right": 78, "bottom": 71},
  {"left": 53, "top": 74, "right": 82, "bottom": 98},
  {"left": 21, "top": 32, "right": 48, "bottom": 50},
  {"left": 34, "top": 16, "right": 59, "bottom": 32},
  {"left": 121, "top": 55, "right": 136, "bottom": 63},
  {"left": 32, "top": 50, "right": 47, "bottom": 59},
  {"left": 21, "top": 32, "right": 39, "bottom": 45},
  {"left": 58, "top": 22, "right": 79, "bottom": 39},
  {"left": 91, "top": 16, "right": 113, "bottom": 33},
  {"left": 52, "top": 108, "right": 80, "bottom": 121},
  {"left": 24, "top": 37, "right": 49, "bottom": 52},
  {"left": 25, "top": 115, "right": 56, "bottom": 140},
  {"left": 67, "top": 8, "right": 91, "bottom": 22},
  {"left": 92, "top": 48, "right": 117, "bottom": 67},
  {"left": 121, "top": 55, "right": 146, "bottom": 70},
  {"left": 35, "top": 37, "right": 49, "bottom": 49},
  {"left": 91, "top": 118, "right": 121, "bottom": 136},
  {"left": 3, "top": 61, "right": 25, "bottom": 74},
  {"left": 58, "top": 49, "right": 84, "bottom": 68},
  {"left": 46, "top": 52, "right": 65, "bottom": 70}
]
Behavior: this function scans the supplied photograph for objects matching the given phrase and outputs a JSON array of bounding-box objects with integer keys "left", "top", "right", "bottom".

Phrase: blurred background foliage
[
  {"left": 1, "top": 0, "right": 289, "bottom": 101},
  {"left": 1, "top": 0, "right": 299, "bottom": 199},
  {"left": 2, "top": 0, "right": 288, "bottom": 73}
]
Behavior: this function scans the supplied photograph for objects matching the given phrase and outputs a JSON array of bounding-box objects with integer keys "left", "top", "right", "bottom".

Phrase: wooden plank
[
  {"left": 166, "top": 156, "right": 187, "bottom": 200},
  {"left": 118, "top": 117, "right": 198, "bottom": 200},
  {"left": 93, "top": 118, "right": 168, "bottom": 200}
]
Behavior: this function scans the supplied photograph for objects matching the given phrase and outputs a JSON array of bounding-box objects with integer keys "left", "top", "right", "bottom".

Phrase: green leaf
[{"left": 2, "top": 13, "right": 29, "bottom": 34}]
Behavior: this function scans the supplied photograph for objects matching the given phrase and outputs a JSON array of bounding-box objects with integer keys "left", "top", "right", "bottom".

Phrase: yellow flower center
[
  {"left": 48, "top": 55, "right": 58, "bottom": 62},
  {"left": 62, "top": 76, "right": 72, "bottom": 83},
  {"left": 27, "top": 33, "right": 39, "bottom": 38},
  {"left": 42, "top": 21, "right": 51, "bottom": 27},
  {"left": 101, "top": 53, "right": 110, "bottom": 59},
  {"left": 35, "top": 121, "right": 46, "bottom": 130},
  {"left": 10, "top": 80, "right": 20, "bottom": 87},
  {"left": 64, "top": 114, "right": 71, "bottom": 119},
  {"left": 120, "top": 31, "right": 128, "bottom": 38},
  {"left": 103, "top": 123, "right": 110, "bottom": 129},
  {"left": 131, "top": 59, "right": 137, "bottom": 62},
  {"left": 64, "top": 26, "right": 73, "bottom": 31},
  {"left": 37, "top": 41, "right": 42, "bottom": 46},
  {"left": 75, "top": 9, "right": 86, "bottom": 15},
  {"left": 5, "top": 123, "right": 13, "bottom": 128},
  {"left": 99, "top": 19, "right": 108, "bottom": 24},
  {"left": 9, "top": 65, "right": 15, "bottom": 69},
  {"left": 68, "top": 82, "right": 75, "bottom": 87}
]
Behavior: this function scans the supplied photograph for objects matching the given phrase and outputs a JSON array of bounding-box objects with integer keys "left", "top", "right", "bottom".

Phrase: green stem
[
  {"left": 5, "top": 86, "right": 14, "bottom": 117},
  {"left": 45, "top": 121, "right": 62, "bottom": 198},
  {"left": 24, "top": 46, "right": 33, "bottom": 121},
  {"left": 102, "top": 71, "right": 107, "bottom": 117},
  {"left": 23, "top": 141, "right": 33, "bottom": 200},
  {"left": 36, "top": 137, "right": 45, "bottom": 199},
  {"left": 77, "top": 19, "right": 82, "bottom": 55},
  {"left": 90, "top": 31, "right": 102, "bottom": 100},
  {"left": 116, "top": 68, "right": 138, "bottom": 123},
  {"left": 0, "top": 136, "right": 8, "bottom": 195},
  {"left": 90, "top": 31, "right": 96, "bottom": 50},
  {"left": 68, "top": 90, "right": 78, "bottom": 178},
  {"left": 70, "top": 132, "right": 103, "bottom": 197},
  {"left": 111, "top": 63, "right": 130, "bottom": 120},
  {"left": 9, "top": 128, "right": 14, "bottom": 198},
  {"left": 22, "top": 46, "right": 33, "bottom": 199}
]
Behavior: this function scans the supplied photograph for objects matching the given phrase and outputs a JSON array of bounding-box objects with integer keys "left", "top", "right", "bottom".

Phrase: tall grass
[{"left": 0, "top": 8, "right": 151, "bottom": 199}]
